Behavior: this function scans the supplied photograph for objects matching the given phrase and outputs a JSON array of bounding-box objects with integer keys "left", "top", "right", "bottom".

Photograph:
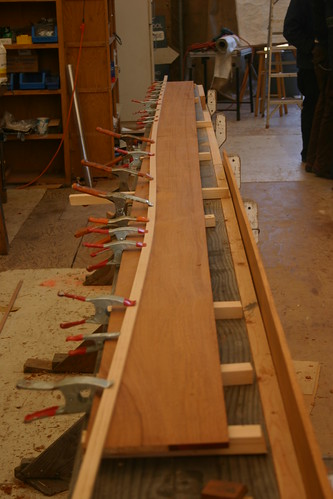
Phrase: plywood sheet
[{"left": 104, "top": 82, "right": 228, "bottom": 451}]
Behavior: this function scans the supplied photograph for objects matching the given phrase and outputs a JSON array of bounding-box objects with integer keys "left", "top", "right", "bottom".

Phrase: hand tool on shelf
[
  {"left": 80, "top": 159, "right": 153, "bottom": 192},
  {"left": 85, "top": 240, "right": 146, "bottom": 271},
  {"left": 16, "top": 376, "right": 112, "bottom": 422},
  {"left": 66, "top": 332, "right": 120, "bottom": 356},
  {"left": 74, "top": 215, "right": 149, "bottom": 238},
  {"left": 72, "top": 183, "right": 154, "bottom": 218},
  {"left": 57, "top": 292, "right": 136, "bottom": 328}
]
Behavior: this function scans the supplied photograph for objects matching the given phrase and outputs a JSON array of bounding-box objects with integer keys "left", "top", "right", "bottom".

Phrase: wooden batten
[
  {"left": 197, "top": 120, "right": 212, "bottom": 129},
  {"left": 202, "top": 187, "right": 229, "bottom": 200},
  {"left": 69, "top": 191, "right": 135, "bottom": 206},
  {"left": 196, "top": 84, "right": 207, "bottom": 109},
  {"left": 221, "top": 363, "right": 254, "bottom": 386},
  {"left": 205, "top": 213, "right": 216, "bottom": 228},
  {"left": 199, "top": 151, "right": 212, "bottom": 161},
  {"left": 98, "top": 425, "right": 266, "bottom": 458},
  {"left": 214, "top": 300, "right": 243, "bottom": 319}
]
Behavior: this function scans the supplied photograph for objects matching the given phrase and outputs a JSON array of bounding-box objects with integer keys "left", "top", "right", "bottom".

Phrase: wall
[
  {"left": 115, "top": 0, "right": 154, "bottom": 123},
  {"left": 236, "top": 0, "right": 290, "bottom": 46}
]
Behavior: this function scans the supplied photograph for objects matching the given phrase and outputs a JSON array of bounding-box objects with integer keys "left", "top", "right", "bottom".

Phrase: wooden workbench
[{"left": 70, "top": 81, "right": 332, "bottom": 498}]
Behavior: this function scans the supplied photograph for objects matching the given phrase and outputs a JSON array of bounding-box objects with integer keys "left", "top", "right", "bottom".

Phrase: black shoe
[{"left": 314, "top": 170, "right": 333, "bottom": 179}]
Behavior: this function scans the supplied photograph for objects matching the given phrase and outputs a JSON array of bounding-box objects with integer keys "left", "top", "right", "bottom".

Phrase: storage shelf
[
  {"left": 0, "top": 0, "right": 55, "bottom": 2},
  {"left": 4, "top": 133, "right": 63, "bottom": 141},
  {"left": 5, "top": 43, "right": 59, "bottom": 50},
  {"left": 1, "top": 0, "right": 71, "bottom": 185},
  {"left": 4, "top": 89, "right": 62, "bottom": 96}
]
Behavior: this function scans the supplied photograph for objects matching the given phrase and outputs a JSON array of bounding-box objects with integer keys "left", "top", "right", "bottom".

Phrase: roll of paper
[{"left": 215, "top": 35, "right": 238, "bottom": 54}]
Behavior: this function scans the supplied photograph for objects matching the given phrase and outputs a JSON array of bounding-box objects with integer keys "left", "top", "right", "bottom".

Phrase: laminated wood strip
[
  {"left": 72, "top": 80, "right": 166, "bottom": 499},
  {"left": 73, "top": 81, "right": 228, "bottom": 498},
  {"left": 103, "top": 81, "right": 228, "bottom": 451}
]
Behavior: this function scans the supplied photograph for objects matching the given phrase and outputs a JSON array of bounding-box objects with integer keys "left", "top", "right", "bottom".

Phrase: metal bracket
[
  {"left": 228, "top": 154, "right": 241, "bottom": 188},
  {"left": 215, "top": 113, "right": 227, "bottom": 148},
  {"left": 207, "top": 89, "right": 217, "bottom": 116},
  {"left": 243, "top": 199, "right": 260, "bottom": 243}
]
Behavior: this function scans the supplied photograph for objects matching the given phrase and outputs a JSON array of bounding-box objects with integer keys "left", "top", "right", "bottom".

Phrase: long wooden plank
[
  {"left": 104, "top": 81, "right": 228, "bottom": 451},
  {"left": 199, "top": 117, "right": 306, "bottom": 495},
  {"left": 71, "top": 80, "right": 165, "bottom": 499},
  {"left": 221, "top": 151, "right": 332, "bottom": 498},
  {"left": 0, "top": 280, "right": 23, "bottom": 335},
  {"left": 97, "top": 425, "right": 265, "bottom": 458},
  {"left": 73, "top": 81, "right": 228, "bottom": 498}
]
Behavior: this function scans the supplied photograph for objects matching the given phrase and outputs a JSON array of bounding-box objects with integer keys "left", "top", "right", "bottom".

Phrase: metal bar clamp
[
  {"left": 66, "top": 332, "right": 120, "bottom": 356},
  {"left": 72, "top": 183, "right": 153, "bottom": 218},
  {"left": 16, "top": 376, "right": 112, "bottom": 422},
  {"left": 57, "top": 292, "right": 136, "bottom": 329},
  {"left": 84, "top": 240, "right": 146, "bottom": 270}
]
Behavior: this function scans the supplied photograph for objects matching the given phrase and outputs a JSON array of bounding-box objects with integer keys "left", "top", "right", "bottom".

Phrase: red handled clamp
[
  {"left": 80, "top": 159, "right": 153, "bottom": 192},
  {"left": 57, "top": 292, "right": 136, "bottom": 328},
  {"left": 66, "top": 331, "right": 120, "bottom": 356},
  {"left": 72, "top": 183, "right": 154, "bottom": 218},
  {"left": 84, "top": 240, "right": 147, "bottom": 271},
  {"left": 114, "top": 147, "right": 154, "bottom": 170},
  {"left": 80, "top": 226, "right": 147, "bottom": 241},
  {"left": 17, "top": 376, "right": 112, "bottom": 422},
  {"left": 96, "top": 126, "right": 155, "bottom": 149},
  {"left": 74, "top": 215, "right": 149, "bottom": 238}
]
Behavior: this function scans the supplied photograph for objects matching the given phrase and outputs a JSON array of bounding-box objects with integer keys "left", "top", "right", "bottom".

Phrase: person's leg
[
  {"left": 297, "top": 69, "right": 319, "bottom": 162},
  {"left": 305, "top": 45, "right": 328, "bottom": 170},
  {"left": 312, "top": 75, "right": 333, "bottom": 177}
]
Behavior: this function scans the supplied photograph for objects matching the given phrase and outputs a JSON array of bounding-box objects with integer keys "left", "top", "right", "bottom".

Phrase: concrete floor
[{"left": 0, "top": 103, "right": 332, "bottom": 496}]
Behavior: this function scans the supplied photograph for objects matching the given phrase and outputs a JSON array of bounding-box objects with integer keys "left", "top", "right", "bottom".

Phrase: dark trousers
[
  {"left": 297, "top": 69, "right": 319, "bottom": 162},
  {"left": 306, "top": 45, "right": 333, "bottom": 176}
]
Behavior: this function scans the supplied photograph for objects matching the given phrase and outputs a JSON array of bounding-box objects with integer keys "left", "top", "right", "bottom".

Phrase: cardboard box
[{"left": 7, "top": 50, "right": 38, "bottom": 73}]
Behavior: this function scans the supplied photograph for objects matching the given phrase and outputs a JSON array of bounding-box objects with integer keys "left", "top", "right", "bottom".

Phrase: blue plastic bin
[
  {"left": 31, "top": 25, "right": 58, "bottom": 44},
  {"left": 45, "top": 75, "right": 60, "bottom": 90},
  {"left": 19, "top": 72, "right": 46, "bottom": 90},
  {"left": 7, "top": 73, "right": 19, "bottom": 91}
]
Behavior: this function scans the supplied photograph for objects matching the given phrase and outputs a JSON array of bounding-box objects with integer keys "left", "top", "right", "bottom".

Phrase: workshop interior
[{"left": 0, "top": 0, "right": 333, "bottom": 498}]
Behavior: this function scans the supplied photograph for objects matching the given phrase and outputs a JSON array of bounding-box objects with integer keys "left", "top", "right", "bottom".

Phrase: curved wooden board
[{"left": 73, "top": 81, "right": 228, "bottom": 499}]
